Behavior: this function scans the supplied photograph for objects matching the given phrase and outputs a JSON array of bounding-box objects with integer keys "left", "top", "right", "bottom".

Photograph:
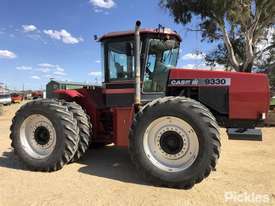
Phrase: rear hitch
[{"left": 226, "top": 128, "right": 262, "bottom": 141}]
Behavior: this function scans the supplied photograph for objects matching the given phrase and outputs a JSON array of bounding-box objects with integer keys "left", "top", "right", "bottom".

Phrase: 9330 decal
[{"left": 169, "top": 78, "right": 231, "bottom": 86}]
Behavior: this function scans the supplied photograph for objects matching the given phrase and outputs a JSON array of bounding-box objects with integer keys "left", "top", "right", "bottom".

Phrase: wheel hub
[
  {"left": 143, "top": 116, "right": 199, "bottom": 172},
  {"left": 34, "top": 126, "right": 50, "bottom": 146},
  {"left": 19, "top": 114, "right": 57, "bottom": 159},
  {"left": 160, "top": 131, "right": 184, "bottom": 155}
]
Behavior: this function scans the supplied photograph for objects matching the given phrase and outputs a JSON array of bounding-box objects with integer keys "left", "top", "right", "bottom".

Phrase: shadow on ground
[
  {"left": 78, "top": 146, "right": 148, "bottom": 186},
  {"left": 0, "top": 146, "right": 147, "bottom": 186},
  {"left": 0, "top": 149, "right": 28, "bottom": 170}
]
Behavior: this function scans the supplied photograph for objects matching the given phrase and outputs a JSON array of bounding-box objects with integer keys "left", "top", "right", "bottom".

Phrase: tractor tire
[
  {"left": 10, "top": 99, "right": 79, "bottom": 171},
  {"left": 63, "top": 102, "right": 92, "bottom": 162},
  {"left": 129, "top": 96, "right": 221, "bottom": 189}
]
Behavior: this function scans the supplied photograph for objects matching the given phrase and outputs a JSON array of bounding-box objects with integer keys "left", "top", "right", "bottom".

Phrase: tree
[
  {"left": 160, "top": 0, "right": 275, "bottom": 72},
  {"left": 206, "top": 27, "right": 275, "bottom": 72}
]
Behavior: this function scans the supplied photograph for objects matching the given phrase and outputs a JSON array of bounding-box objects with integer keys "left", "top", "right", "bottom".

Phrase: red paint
[
  {"left": 113, "top": 107, "right": 134, "bottom": 147},
  {"left": 32, "top": 91, "right": 43, "bottom": 99},
  {"left": 103, "top": 88, "right": 135, "bottom": 94},
  {"left": 169, "top": 69, "right": 270, "bottom": 120},
  {"left": 54, "top": 88, "right": 135, "bottom": 147},
  {"left": 54, "top": 89, "right": 84, "bottom": 98},
  {"left": 11, "top": 94, "right": 23, "bottom": 103},
  {"left": 53, "top": 88, "right": 99, "bottom": 136}
]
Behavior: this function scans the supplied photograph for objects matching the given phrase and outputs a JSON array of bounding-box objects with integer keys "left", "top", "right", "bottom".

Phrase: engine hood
[{"left": 168, "top": 68, "right": 270, "bottom": 120}]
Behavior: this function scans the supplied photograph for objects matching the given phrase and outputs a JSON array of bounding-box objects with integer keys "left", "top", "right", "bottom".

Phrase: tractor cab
[{"left": 99, "top": 26, "right": 181, "bottom": 106}]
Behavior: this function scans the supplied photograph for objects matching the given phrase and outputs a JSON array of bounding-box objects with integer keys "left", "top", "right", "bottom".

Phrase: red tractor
[
  {"left": 31, "top": 91, "right": 43, "bottom": 100},
  {"left": 10, "top": 21, "right": 269, "bottom": 188},
  {"left": 11, "top": 93, "right": 24, "bottom": 104}
]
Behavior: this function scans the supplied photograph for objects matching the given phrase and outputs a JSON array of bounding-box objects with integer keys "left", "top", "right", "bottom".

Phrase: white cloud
[
  {"left": 27, "top": 34, "right": 47, "bottom": 44},
  {"left": 95, "top": 60, "right": 101, "bottom": 63},
  {"left": 94, "top": 8, "right": 103, "bottom": 13},
  {"left": 16, "top": 66, "right": 32, "bottom": 70},
  {"left": 43, "top": 29, "right": 83, "bottom": 44},
  {"left": 182, "top": 53, "right": 205, "bottom": 60},
  {"left": 38, "top": 67, "right": 51, "bottom": 73},
  {"left": 180, "top": 64, "right": 196, "bottom": 69},
  {"left": 53, "top": 71, "right": 67, "bottom": 76},
  {"left": 88, "top": 71, "right": 102, "bottom": 76},
  {"left": 22, "top": 25, "right": 37, "bottom": 32},
  {"left": 31, "top": 75, "right": 40, "bottom": 80},
  {"left": 38, "top": 63, "right": 57, "bottom": 68},
  {"left": 0, "top": 50, "right": 16, "bottom": 59},
  {"left": 89, "top": 0, "right": 115, "bottom": 9},
  {"left": 56, "top": 66, "right": 64, "bottom": 72},
  {"left": 37, "top": 63, "right": 67, "bottom": 76}
]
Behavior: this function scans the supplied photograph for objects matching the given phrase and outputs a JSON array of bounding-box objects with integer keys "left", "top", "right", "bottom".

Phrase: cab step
[{"left": 226, "top": 128, "right": 262, "bottom": 141}]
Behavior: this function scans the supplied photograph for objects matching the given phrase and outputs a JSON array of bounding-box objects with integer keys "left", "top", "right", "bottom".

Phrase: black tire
[
  {"left": 63, "top": 102, "right": 92, "bottom": 162},
  {"left": 10, "top": 99, "right": 79, "bottom": 171},
  {"left": 129, "top": 96, "right": 221, "bottom": 189}
]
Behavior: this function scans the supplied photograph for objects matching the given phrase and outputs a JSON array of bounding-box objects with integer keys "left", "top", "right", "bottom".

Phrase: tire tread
[
  {"left": 10, "top": 99, "right": 79, "bottom": 171},
  {"left": 129, "top": 96, "right": 221, "bottom": 189}
]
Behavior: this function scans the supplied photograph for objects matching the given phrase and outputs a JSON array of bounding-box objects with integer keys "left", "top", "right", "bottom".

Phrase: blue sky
[{"left": 0, "top": 0, "right": 214, "bottom": 90}]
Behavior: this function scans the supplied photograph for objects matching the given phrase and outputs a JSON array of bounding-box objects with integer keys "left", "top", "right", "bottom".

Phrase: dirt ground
[{"left": 0, "top": 102, "right": 274, "bottom": 206}]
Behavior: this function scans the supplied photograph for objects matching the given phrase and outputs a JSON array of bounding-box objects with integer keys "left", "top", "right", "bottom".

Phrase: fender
[
  {"left": 53, "top": 89, "right": 98, "bottom": 134},
  {"left": 54, "top": 89, "right": 84, "bottom": 98}
]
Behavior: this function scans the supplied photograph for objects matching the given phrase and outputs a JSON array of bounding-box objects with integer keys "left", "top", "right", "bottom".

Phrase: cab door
[
  {"left": 141, "top": 38, "right": 180, "bottom": 103},
  {"left": 103, "top": 39, "right": 136, "bottom": 107}
]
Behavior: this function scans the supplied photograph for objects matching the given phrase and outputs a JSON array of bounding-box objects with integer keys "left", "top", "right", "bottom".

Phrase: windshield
[{"left": 143, "top": 39, "right": 179, "bottom": 93}]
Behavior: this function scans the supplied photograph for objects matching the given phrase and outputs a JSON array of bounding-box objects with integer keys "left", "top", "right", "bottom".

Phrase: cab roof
[{"left": 99, "top": 28, "right": 182, "bottom": 42}]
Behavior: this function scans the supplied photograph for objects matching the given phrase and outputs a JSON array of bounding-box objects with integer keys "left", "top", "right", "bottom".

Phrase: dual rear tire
[{"left": 10, "top": 99, "right": 91, "bottom": 171}]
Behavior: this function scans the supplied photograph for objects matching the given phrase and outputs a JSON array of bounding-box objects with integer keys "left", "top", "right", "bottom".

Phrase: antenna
[{"left": 158, "top": 24, "right": 165, "bottom": 33}]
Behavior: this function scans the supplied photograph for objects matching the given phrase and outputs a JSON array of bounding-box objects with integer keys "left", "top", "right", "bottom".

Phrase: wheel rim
[
  {"left": 143, "top": 116, "right": 199, "bottom": 172},
  {"left": 19, "top": 114, "right": 57, "bottom": 159}
]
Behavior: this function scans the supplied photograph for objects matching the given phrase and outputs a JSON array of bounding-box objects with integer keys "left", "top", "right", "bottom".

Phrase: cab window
[
  {"left": 107, "top": 41, "right": 134, "bottom": 81},
  {"left": 143, "top": 39, "right": 179, "bottom": 93}
]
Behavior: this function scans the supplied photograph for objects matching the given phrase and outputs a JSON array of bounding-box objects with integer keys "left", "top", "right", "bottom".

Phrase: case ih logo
[{"left": 169, "top": 78, "right": 231, "bottom": 86}]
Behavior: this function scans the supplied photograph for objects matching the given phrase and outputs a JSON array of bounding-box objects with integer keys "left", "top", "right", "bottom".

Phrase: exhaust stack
[{"left": 135, "top": 20, "right": 141, "bottom": 105}]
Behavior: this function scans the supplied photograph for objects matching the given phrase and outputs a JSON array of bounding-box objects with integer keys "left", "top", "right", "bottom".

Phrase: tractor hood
[{"left": 168, "top": 68, "right": 270, "bottom": 120}]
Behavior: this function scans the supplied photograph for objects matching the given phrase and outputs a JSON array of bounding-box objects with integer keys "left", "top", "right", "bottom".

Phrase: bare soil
[{"left": 0, "top": 102, "right": 274, "bottom": 206}]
